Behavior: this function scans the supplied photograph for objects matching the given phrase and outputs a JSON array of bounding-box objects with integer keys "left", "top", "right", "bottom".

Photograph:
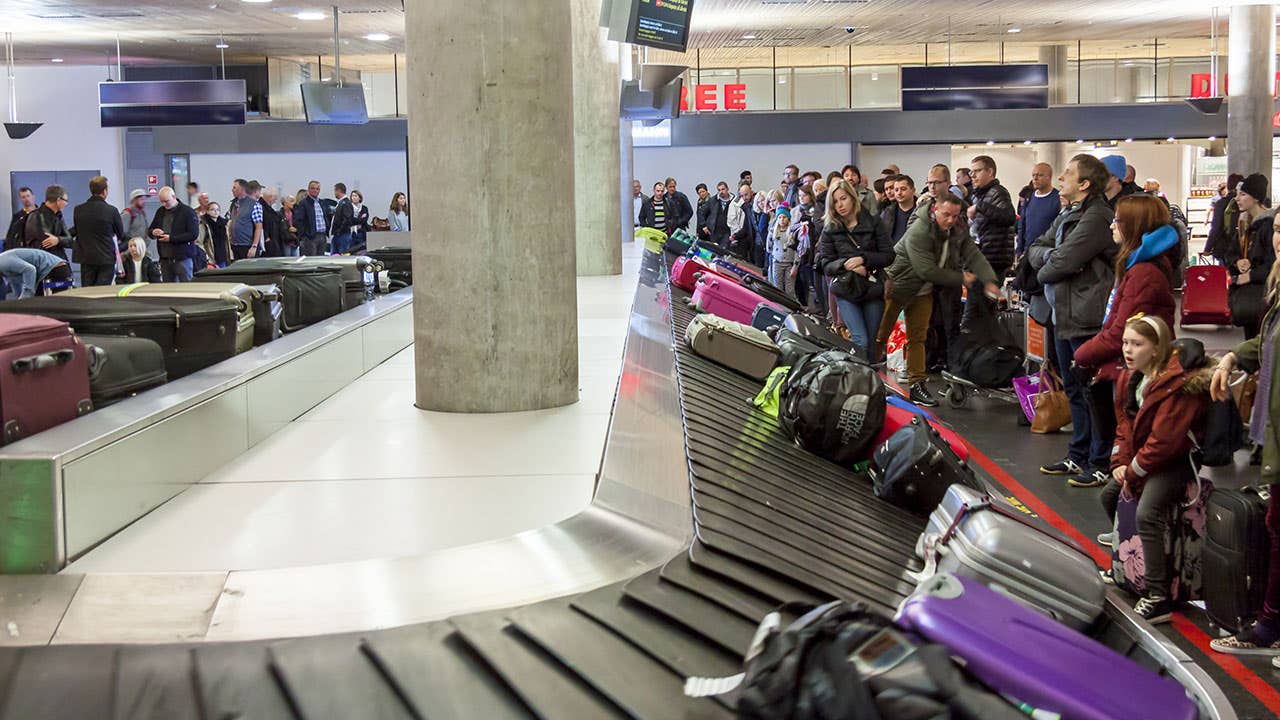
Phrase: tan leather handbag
[{"left": 1031, "top": 370, "right": 1071, "bottom": 434}]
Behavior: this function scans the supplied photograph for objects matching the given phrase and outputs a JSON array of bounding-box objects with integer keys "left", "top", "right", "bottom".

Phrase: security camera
[{"left": 844, "top": 26, "right": 856, "bottom": 34}]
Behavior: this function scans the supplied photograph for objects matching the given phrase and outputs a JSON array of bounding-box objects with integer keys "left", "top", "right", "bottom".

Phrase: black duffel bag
[
  {"left": 780, "top": 350, "right": 885, "bottom": 467},
  {"left": 684, "top": 601, "right": 1023, "bottom": 720}
]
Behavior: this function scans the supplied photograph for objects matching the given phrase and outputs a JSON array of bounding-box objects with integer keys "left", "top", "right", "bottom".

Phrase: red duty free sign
[{"left": 679, "top": 83, "right": 748, "bottom": 112}]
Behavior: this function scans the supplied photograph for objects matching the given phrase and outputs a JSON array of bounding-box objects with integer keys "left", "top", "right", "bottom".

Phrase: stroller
[{"left": 940, "top": 281, "right": 1026, "bottom": 409}]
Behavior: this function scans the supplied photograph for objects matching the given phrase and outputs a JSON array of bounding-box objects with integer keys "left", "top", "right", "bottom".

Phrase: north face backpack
[{"left": 779, "top": 351, "right": 886, "bottom": 467}]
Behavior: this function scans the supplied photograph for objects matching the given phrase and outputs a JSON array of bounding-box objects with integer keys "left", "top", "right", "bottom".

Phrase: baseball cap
[{"left": 130, "top": 189, "right": 146, "bottom": 200}]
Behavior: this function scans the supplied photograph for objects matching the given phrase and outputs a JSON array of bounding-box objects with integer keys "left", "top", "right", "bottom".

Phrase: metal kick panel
[
  {"left": 63, "top": 386, "right": 250, "bottom": 560},
  {"left": 245, "top": 332, "right": 364, "bottom": 447},
  {"left": 361, "top": 304, "right": 414, "bottom": 373}
]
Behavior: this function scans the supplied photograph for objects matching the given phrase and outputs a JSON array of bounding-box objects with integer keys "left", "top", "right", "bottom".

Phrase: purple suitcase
[
  {"left": 690, "top": 274, "right": 783, "bottom": 326},
  {"left": 896, "top": 574, "right": 1196, "bottom": 720}
]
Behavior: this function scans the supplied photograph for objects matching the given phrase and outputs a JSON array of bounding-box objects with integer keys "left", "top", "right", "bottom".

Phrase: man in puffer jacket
[{"left": 967, "top": 155, "right": 1017, "bottom": 279}]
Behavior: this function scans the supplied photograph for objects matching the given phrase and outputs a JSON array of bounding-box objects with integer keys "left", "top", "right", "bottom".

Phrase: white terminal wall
[
  {"left": 634, "top": 143, "right": 853, "bottom": 198},
  {"left": 189, "top": 151, "right": 409, "bottom": 213},
  {"left": 0, "top": 65, "right": 125, "bottom": 213}
]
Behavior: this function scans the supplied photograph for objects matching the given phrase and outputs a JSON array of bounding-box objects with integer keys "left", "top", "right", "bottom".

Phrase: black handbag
[{"left": 1229, "top": 282, "right": 1266, "bottom": 332}]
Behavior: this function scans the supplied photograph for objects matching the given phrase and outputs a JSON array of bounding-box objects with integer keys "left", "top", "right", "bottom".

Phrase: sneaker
[
  {"left": 1096, "top": 531, "right": 1115, "bottom": 548},
  {"left": 1040, "top": 458, "right": 1082, "bottom": 476},
  {"left": 1133, "top": 595, "right": 1174, "bottom": 625},
  {"left": 1068, "top": 469, "right": 1110, "bottom": 488},
  {"left": 910, "top": 382, "right": 939, "bottom": 408},
  {"left": 1210, "top": 622, "right": 1280, "bottom": 655}
]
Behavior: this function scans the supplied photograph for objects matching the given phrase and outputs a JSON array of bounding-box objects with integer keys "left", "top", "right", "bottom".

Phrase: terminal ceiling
[{"left": 0, "top": 0, "right": 1254, "bottom": 67}]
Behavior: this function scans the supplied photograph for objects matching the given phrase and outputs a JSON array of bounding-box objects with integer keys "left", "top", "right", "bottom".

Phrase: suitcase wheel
[{"left": 943, "top": 382, "right": 968, "bottom": 409}]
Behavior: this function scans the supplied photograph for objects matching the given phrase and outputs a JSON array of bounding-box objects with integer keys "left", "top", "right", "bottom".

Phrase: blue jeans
[
  {"left": 332, "top": 233, "right": 352, "bottom": 255},
  {"left": 1054, "top": 333, "right": 1108, "bottom": 470},
  {"left": 283, "top": 245, "right": 300, "bottom": 257},
  {"left": 836, "top": 296, "right": 885, "bottom": 362},
  {"left": 161, "top": 258, "right": 194, "bottom": 283}
]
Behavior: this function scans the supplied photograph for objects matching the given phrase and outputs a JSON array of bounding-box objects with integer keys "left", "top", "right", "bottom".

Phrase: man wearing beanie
[
  {"left": 1226, "top": 173, "right": 1275, "bottom": 339},
  {"left": 1102, "top": 155, "right": 1139, "bottom": 209}
]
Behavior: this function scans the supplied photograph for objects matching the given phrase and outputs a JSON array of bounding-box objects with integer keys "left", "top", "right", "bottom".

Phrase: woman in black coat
[{"left": 815, "top": 178, "right": 895, "bottom": 360}]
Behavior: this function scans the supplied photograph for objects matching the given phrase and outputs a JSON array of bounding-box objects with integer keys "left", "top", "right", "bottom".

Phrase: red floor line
[
  {"left": 1171, "top": 614, "right": 1280, "bottom": 715},
  {"left": 959, "top": 437, "right": 1280, "bottom": 711}
]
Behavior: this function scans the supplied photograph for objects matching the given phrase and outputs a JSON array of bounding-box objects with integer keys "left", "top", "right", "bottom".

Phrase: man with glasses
[
  {"left": 149, "top": 186, "right": 200, "bottom": 282},
  {"left": 967, "top": 155, "right": 1017, "bottom": 279},
  {"left": 24, "top": 185, "right": 72, "bottom": 264},
  {"left": 782, "top": 164, "right": 800, "bottom": 207}
]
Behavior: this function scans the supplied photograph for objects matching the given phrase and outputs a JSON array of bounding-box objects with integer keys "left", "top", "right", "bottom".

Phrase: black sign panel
[
  {"left": 900, "top": 64, "right": 1049, "bottom": 111},
  {"left": 627, "top": 0, "right": 695, "bottom": 53},
  {"left": 98, "top": 80, "right": 246, "bottom": 127}
]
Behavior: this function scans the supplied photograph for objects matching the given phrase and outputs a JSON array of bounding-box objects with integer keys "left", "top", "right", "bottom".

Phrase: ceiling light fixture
[
  {"left": 986, "top": 140, "right": 995, "bottom": 146},
  {"left": 241, "top": 0, "right": 272, "bottom": 4},
  {"left": 1167, "top": 136, "right": 1176, "bottom": 142},
  {"left": 297, "top": 10, "right": 326, "bottom": 19},
  {"left": 1124, "top": 137, "right": 1133, "bottom": 143},
  {"left": 50, "top": 57, "right": 63, "bottom": 63},
  {"left": 1077, "top": 139, "right": 1085, "bottom": 144},
  {"left": 742, "top": 34, "right": 756, "bottom": 40},
  {"left": 1007, "top": 27, "right": 1021, "bottom": 34},
  {"left": 1209, "top": 135, "right": 1217, "bottom": 141},
  {"left": 215, "top": 41, "right": 229, "bottom": 49},
  {"left": 1023, "top": 140, "right": 1032, "bottom": 145},
  {"left": 365, "top": 32, "right": 390, "bottom": 41}
]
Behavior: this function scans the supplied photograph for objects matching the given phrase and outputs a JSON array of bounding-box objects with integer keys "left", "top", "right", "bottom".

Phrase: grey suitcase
[
  {"left": 685, "top": 314, "right": 780, "bottom": 380},
  {"left": 913, "top": 483, "right": 1105, "bottom": 630},
  {"left": 291, "top": 255, "right": 385, "bottom": 305}
]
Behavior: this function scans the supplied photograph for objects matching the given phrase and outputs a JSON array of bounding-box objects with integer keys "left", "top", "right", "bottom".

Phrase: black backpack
[
  {"left": 780, "top": 351, "right": 886, "bottom": 467},
  {"left": 950, "top": 283, "right": 1025, "bottom": 388},
  {"left": 872, "top": 417, "right": 981, "bottom": 515},
  {"left": 684, "top": 601, "right": 1023, "bottom": 720}
]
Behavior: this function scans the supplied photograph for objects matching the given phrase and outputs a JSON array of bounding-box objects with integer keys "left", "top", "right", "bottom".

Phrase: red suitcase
[
  {"left": 0, "top": 314, "right": 92, "bottom": 445},
  {"left": 1181, "top": 265, "right": 1231, "bottom": 327},
  {"left": 689, "top": 274, "right": 784, "bottom": 325}
]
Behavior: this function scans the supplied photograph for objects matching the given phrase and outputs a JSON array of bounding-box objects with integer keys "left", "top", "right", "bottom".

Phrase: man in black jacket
[
  {"left": 639, "top": 182, "right": 676, "bottom": 234},
  {"left": 698, "top": 182, "right": 733, "bottom": 248},
  {"left": 664, "top": 178, "right": 694, "bottom": 232},
  {"left": 296, "top": 180, "right": 329, "bottom": 256},
  {"left": 967, "top": 155, "right": 1016, "bottom": 278},
  {"left": 148, "top": 187, "right": 200, "bottom": 282},
  {"left": 261, "top": 187, "right": 283, "bottom": 257},
  {"left": 329, "top": 183, "right": 355, "bottom": 255},
  {"left": 24, "top": 185, "right": 72, "bottom": 263},
  {"left": 5, "top": 186, "right": 36, "bottom": 251},
  {"left": 72, "top": 176, "right": 126, "bottom": 286}
]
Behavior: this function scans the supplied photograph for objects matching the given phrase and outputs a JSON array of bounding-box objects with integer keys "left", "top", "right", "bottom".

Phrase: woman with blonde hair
[{"left": 814, "top": 178, "right": 894, "bottom": 359}]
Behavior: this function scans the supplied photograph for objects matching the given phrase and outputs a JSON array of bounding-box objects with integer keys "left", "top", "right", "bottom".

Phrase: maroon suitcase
[
  {"left": 1181, "top": 265, "right": 1231, "bottom": 327},
  {"left": 0, "top": 314, "right": 92, "bottom": 445}
]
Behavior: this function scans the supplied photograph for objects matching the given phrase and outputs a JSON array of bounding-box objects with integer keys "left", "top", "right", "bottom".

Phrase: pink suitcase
[
  {"left": 690, "top": 274, "right": 784, "bottom": 326},
  {"left": 671, "top": 255, "right": 715, "bottom": 292},
  {"left": 1181, "top": 265, "right": 1231, "bottom": 326}
]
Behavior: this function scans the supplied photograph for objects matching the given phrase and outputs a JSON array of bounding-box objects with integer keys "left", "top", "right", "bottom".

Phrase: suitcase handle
[{"left": 11, "top": 349, "right": 75, "bottom": 374}]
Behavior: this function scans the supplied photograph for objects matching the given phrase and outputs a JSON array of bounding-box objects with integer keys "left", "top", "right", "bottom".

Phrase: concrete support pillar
[
  {"left": 1227, "top": 2, "right": 1277, "bottom": 186},
  {"left": 405, "top": 0, "right": 579, "bottom": 412},
  {"left": 1038, "top": 45, "right": 1069, "bottom": 106},
  {"left": 571, "top": 0, "right": 623, "bottom": 276}
]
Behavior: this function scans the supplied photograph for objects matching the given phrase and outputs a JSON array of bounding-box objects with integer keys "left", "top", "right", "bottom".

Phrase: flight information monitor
[{"left": 626, "top": 0, "right": 695, "bottom": 52}]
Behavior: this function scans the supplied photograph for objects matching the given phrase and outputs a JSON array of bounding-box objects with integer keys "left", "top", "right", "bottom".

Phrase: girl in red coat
[
  {"left": 1071, "top": 195, "right": 1180, "bottom": 488},
  {"left": 1099, "top": 315, "right": 1212, "bottom": 623}
]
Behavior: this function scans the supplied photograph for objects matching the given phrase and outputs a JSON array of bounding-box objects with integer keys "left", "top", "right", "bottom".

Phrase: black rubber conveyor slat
[
  {"left": 0, "top": 645, "right": 116, "bottom": 720},
  {"left": 622, "top": 568, "right": 757, "bottom": 656},
  {"left": 687, "top": 541, "right": 827, "bottom": 606},
  {"left": 269, "top": 634, "right": 414, "bottom": 720},
  {"left": 570, "top": 583, "right": 742, "bottom": 691},
  {"left": 507, "top": 597, "right": 734, "bottom": 720},
  {"left": 362, "top": 622, "right": 532, "bottom": 720},
  {"left": 114, "top": 646, "right": 201, "bottom": 720},
  {"left": 450, "top": 608, "right": 625, "bottom": 720},
  {"left": 658, "top": 553, "right": 776, "bottom": 623}
]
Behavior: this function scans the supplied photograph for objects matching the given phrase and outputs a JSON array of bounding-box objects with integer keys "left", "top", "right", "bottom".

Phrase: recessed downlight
[
  {"left": 215, "top": 42, "right": 229, "bottom": 49},
  {"left": 50, "top": 58, "right": 64, "bottom": 63},
  {"left": 742, "top": 34, "right": 756, "bottom": 40},
  {"left": 986, "top": 140, "right": 995, "bottom": 146},
  {"left": 297, "top": 10, "right": 326, "bottom": 19},
  {"left": 1007, "top": 27, "right": 1021, "bottom": 33},
  {"left": 365, "top": 33, "right": 390, "bottom": 41}
]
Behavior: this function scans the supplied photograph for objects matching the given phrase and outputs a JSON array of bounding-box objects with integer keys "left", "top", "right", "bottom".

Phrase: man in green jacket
[{"left": 877, "top": 191, "right": 1000, "bottom": 406}]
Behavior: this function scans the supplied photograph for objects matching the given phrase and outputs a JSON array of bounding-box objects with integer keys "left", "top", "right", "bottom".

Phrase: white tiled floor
[{"left": 67, "top": 244, "right": 642, "bottom": 574}]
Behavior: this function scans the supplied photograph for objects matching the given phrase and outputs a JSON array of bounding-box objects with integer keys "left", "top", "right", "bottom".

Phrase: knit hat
[
  {"left": 776, "top": 206, "right": 792, "bottom": 219},
  {"left": 1101, "top": 155, "right": 1127, "bottom": 180},
  {"left": 1240, "top": 173, "right": 1269, "bottom": 203}
]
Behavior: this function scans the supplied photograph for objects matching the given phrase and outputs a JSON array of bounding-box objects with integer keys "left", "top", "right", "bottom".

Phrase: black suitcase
[
  {"left": 250, "top": 284, "right": 284, "bottom": 346},
  {"left": 289, "top": 255, "right": 384, "bottom": 303},
  {"left": 751, "top": 303, "right": 787, "bottom": 333},
  {"left": 0, "top": 296, "right": 240, "bottom": 380},
  {"left": 368, "top": 246, "right": 412, "bottom": 288},
  {"left": 742, "top": 274, "right": 805, "bottom": 313},
  {"left": 773, "top": 327, "right": 825, "bottom": 368},
  {"left": 782, "top": 312, "right": 860, "bottom": 359},
  {"left": 195, "top": 261, "right": 345, "bottom": 332},
  {"left": 1204, "top": 487, "right": 1271, "bottom": 633},
  {"left": 81, "top": 334, "right": 168, "bottom": 407},
  {"left": 871, "top": 416, "right": 981, "bottom": 515}
]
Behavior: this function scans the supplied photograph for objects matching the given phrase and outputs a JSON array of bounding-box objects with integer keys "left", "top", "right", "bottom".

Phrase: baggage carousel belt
[{"left": 0, "top": 265, "right": 937, "bottom": 720}]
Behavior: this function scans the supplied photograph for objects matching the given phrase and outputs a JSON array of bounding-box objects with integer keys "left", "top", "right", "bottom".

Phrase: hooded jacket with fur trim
[{"left": 1111, "top": 339, "right": 1213, "bottom": 494}]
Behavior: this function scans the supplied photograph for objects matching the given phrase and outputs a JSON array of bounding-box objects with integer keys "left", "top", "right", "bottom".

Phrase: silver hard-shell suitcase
[
  {"left": 685, "top": 315, "right": 780, "bottom": 380},
  {"left": 913, "top": 483, "right": 1105, "bottom": 630}
]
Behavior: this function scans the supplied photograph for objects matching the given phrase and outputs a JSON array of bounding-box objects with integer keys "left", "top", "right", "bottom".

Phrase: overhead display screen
[{"left": 627, "top": 0, "right": 694, "bottom": 52}]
